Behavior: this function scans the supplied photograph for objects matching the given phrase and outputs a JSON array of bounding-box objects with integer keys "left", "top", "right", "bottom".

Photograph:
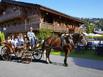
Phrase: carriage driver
[
  {"left": 61, "top": 30, "right": 73, "bottom": 47},
  {"left": 27, "top": 27, "right": 36, "bottom": 49},
  {"left": 61, "top": 31, "right": 68, "bottom": 46}
]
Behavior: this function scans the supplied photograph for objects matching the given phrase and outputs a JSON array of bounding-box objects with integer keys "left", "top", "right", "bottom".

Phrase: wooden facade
[{"left": 0, "top": 0, "right": 83, "bottom": 34}]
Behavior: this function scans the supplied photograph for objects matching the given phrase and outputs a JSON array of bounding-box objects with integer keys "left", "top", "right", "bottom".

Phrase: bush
[{"left": 37, "top": 28, "right": 53, "bottom": 40}]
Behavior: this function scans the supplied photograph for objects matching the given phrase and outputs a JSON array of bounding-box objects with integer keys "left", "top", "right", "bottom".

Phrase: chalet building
[{"left": 0, "top": 0, "right": 83, "bottom": 34}]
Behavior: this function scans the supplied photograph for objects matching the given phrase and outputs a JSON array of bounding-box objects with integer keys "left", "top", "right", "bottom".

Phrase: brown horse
[{"left": 42, "top": 33, "right": 87, "bottom": 66}]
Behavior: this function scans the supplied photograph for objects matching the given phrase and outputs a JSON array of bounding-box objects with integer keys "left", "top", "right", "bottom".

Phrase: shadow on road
[
  {"left": 72, "top": 57, "right": 103, "bottom": 70},
  {"left": 51, "top": 62, "right": 65, "bottom": 66},
  {"left": 0, "top": 56, "right": 47, "bottom": 64},
  {"left": 32, "top": 59, "right": 64, "bottom": 67},
  {"left": 32, "top": 59, "right": 47, "bottom": 64}
]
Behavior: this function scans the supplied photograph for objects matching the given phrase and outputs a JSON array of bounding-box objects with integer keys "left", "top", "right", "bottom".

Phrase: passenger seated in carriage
[
  {"left": 6, "top": 36, "right": 11, "bottom": 43},
  {"left": 10, "top": 34, "right": 24, "bottom": 48},
  {"left": 11, "top": 35, "right": 17, "bottom": 48},
  {"left": 17, "top": 33, "right": 24, "bottom": 48},
  {"left": 5, "top": 35, "right": 17, "bottom": 52}
]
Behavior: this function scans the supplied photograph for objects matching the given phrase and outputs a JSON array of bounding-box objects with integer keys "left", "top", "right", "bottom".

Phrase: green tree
[
  {"left": 86, "top": 23, "right": 95, "bottom": 33},
  {"left": 37, "top": 28, "right": 53, "bottom": 40}
]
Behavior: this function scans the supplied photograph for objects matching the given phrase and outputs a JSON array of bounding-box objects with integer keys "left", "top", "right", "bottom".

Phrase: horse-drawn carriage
[
  {"left": 0, "top": 39, "right": 43, "bottom": 64},
  {"left": 0, "top": 32, "right": 87, "bottom": 66}
]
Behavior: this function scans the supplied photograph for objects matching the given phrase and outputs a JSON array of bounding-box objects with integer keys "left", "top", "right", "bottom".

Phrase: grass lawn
[{"left": 51, "top": 50, "right": 103, "bottom": 60}]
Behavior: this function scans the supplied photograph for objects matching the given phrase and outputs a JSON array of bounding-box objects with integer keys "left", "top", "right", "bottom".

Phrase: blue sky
[{"left": 17, "top": 0, "right": 103, "bottom": 18}]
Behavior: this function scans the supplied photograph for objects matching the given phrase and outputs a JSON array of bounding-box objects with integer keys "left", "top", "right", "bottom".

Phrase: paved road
[{"left": 0, "top": 55, "right": 103, "bottom": 77}]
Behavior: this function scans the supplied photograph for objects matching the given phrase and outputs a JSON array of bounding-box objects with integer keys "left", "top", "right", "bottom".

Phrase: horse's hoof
[
  {"left": 64, "top": 64, "right": 68, "bottom": 67},
  {"left": 46, "top": 61, "right": 49, "bottom": 64},
  {"left": 49, "top": 61, "right": 52, "bottom": 64}
]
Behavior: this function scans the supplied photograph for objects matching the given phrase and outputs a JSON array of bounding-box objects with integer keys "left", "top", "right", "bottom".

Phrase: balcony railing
[
  {"left": 6, "top": 23, "right": 39, "bottom": 33},
  {"left": 40, "top": 22, "right": 67, "bottom": 32},
  {"left": 0, "top": 12, "right": 23, "bottom": 23}
]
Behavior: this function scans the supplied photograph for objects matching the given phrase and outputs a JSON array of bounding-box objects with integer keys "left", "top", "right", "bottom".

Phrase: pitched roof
[{"left": 0, "top": 0, "right": 83, "bottom": 24}]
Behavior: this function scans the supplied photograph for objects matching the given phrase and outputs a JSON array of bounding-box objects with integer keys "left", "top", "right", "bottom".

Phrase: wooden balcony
[
  {"left": 40, "top": 22, "right": 68, "bottom": 32},
  {"left": 0, "top": 12, "right": 23, "bottom": 23},
  {"left": 5, "top": 23, "right": 39, "bottom": 33}
]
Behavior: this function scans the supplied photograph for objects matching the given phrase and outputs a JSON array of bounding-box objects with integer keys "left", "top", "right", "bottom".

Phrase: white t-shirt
[
  {"left": 18, "top": 37, "right": 24, "bottom": 42},
  {"left": 11, "top": 39, "right": 18, "bottom": 47},
  {"left": 27, "top": 31, "right": 36, "bottom": 39}
]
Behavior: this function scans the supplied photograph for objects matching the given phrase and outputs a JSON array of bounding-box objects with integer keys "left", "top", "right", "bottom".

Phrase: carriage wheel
[
  {"left": 32, "top": 49, "right": 42, "bottom": 60},
  {"left": 1, "top": 46, "right": 11, "bottom": 61}
]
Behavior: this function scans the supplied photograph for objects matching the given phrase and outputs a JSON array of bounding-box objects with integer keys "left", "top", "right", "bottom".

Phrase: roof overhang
[{"left": 0, "top": 0, "right": 84, "bottom": 24}]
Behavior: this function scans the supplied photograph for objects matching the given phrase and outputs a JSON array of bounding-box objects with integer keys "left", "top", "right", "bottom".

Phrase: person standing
[{"left": 27, "top": 27, "right": 36, "bottom": 49}]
